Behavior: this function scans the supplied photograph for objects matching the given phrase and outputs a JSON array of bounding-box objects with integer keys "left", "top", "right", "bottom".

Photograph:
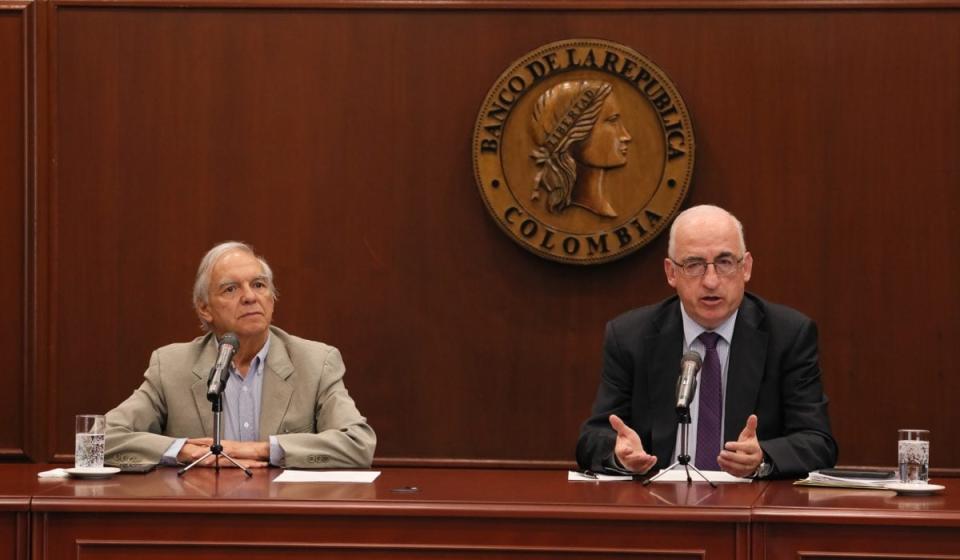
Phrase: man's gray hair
[
  {"left": 667, "top": 204, "right": 747, "bottom": 259},
  {"left": 193, "top": 241, "right": 277, "bottom": 331}
]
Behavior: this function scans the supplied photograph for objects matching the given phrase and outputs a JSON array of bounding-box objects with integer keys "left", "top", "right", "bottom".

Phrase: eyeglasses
[{"left": 670, "top": 256, "right": 744, "bottom": 278}]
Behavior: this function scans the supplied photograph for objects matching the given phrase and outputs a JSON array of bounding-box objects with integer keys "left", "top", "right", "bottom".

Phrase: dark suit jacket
[{"left": 576, "top": 293, "right": 838, "bottom": 478}]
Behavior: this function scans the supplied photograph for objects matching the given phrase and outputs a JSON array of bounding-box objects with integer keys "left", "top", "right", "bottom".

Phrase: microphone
[
  {"left": 675, "top": 351, "right": 703, "bottom": 412},
  {"left": 207, "top": 333, "right": 239, "bottom": 402}
]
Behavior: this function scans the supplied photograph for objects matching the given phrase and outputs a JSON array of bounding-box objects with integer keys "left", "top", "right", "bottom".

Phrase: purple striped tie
[{"left": 695, "top": 332, "right": 723, "bottom": 470}]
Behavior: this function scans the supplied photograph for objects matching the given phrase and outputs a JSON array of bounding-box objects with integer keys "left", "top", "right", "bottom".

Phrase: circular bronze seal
[{"left": 473, "top": 39, "right": 695, "bottom": 265}]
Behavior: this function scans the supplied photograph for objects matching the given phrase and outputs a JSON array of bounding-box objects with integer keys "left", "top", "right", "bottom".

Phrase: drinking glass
[
  {"left": 75, "top": 414, "right": 106, "bottom": 469},
  {"left": 897, "top": 429, "right": 929, "bottom": 484}
]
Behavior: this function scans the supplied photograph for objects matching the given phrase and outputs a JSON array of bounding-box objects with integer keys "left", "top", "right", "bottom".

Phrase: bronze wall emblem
[{"left": 473, "top": 39, "right": 695, "bottom": 264}]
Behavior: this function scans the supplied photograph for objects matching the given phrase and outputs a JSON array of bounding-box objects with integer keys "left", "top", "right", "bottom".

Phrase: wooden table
[
  {"left": 0, "top": 465, "right": 36, "bottom": 560},
  {"left": 0, "top": 464, "right": 953, "bottom": 559},
  {"left": 28, "top": 465, "right": 758, "bottom": 559},
  {"left": 752, "top": 478, "right": 960, "bottom": 558}
]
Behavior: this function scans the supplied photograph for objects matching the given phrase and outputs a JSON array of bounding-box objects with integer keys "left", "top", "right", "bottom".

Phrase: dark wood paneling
[
  {"left": 69, "top": 544, "right": 710, "bottom": 560},
  {"left": 0, "top": 512, "right": 27, "bottom": 560},
  {"left": 41, "top": 0, "right": 960, "bottom": 8},
  {"left": 34, "top": 2, "right": 960, "bottom": 469},
  {"left": 28, "top": 466, "right": 755, "bottom": 560},
  {"left": 11, "top": 464, "right": 960, "bottom": 560},
  {"left": 0, "top": 464, "right": 37, "bottom": 560},
  {"left": 0, "top": 1, "right": 32, "bottom": 460},
  {"left": 755, "top": 525, "right": 960, "bottom": 559},
  {"left": 753, "top": 478, "right": 960, "bottom": 559}
]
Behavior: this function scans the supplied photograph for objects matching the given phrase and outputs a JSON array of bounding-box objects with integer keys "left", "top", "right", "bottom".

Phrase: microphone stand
[
  {"left": 178, "top": 373, "right": 252, "bottom": 478},
  {"left": 643, "top": 406, "right": 716, "bottom": 487}
]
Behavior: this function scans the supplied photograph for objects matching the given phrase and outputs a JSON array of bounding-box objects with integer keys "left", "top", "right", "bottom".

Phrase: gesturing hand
[
  {"left": 609, "top": 414, "right": 657, "bottom": 474},
  {"left": 717, "top": 414, "right": 763, "bottom": 478}
]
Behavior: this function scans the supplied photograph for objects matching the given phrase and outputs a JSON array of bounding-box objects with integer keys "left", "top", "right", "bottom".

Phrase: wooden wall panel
[
  {"left": 32, "top": 2, "right": 960, "bottom": 469},
  {"left": 0, "top": 1, "right": 31, "bottom": 459}
]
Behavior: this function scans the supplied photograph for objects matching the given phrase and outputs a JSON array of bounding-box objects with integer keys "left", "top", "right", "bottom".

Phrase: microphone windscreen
[
  {"left": 220, "top": 333, "right": 240, "bottom": 350},
  {"left": 681, "top": 350, "right": 702, "bottom": 369}
]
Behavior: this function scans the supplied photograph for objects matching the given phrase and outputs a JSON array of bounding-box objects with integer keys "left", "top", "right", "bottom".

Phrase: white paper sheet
[
  {"left": 567, "top": 470, "right": 634, "bottom": 482},
  {"left": 272, "top": 470, "right": 380, "bottom": 483},
  {"left": 646, "top": 469, "right": 752, "bottom": 484}
]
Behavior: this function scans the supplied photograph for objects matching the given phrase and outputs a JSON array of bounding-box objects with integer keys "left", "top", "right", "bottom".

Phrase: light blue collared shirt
[
  {"left": 674, "top": 305, "right": 738, "bottom": 466},
  {"left": 223, "top": 337, "right": 269, "bottom": 442},
  {"left": 162, "top": 334, "right": 285, "bottom": 466}
]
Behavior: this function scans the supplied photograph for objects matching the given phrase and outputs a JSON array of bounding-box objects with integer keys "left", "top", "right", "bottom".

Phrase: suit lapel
[
  {"left": 648, "top": 300, "right": 685, "bottom": 461},
  {"left": 191, "top": 334, "right": 219, "bottom": 437},
  {"left": 724, "top": 296, "right": 768, "bottom": 442},
  {"left": 259, "top": 331, "right": 295, "bottom": 439}
]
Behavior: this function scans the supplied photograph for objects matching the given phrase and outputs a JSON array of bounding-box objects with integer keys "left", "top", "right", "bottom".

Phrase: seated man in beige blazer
[{"left": 105, "top": 241, "right": 376, "bottom": 469}]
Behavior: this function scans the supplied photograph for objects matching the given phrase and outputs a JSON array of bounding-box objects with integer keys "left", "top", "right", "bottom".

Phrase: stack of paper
[{"left": 795, "top": 470, "right": 897, "bottom": 490}]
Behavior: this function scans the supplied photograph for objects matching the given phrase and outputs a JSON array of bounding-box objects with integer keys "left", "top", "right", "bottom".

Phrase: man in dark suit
[{"left": 577, "top": 205, "right": 837, "bottom": 479}]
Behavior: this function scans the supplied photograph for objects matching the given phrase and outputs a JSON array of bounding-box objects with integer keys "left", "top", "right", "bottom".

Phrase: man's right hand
[
  {"left": 609, "top": 414, "right": 657, "bottom": 474},
  {"left": 177, "top": 438, "right": 268, "bottom": 468},
  {"left": 177, "top": 439, "right": 213, "bottom": 464}
]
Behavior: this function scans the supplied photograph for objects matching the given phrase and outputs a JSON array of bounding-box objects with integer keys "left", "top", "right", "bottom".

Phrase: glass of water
[
  {"left": 897, "top": 429, "right": 929, "bottom": 484},
  {"left": 75, "top": 414, "right": 106, "bottom": 469}
]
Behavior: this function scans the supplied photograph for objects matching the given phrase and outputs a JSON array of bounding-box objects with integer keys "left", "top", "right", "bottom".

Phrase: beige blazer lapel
[
  {"left": 259, "top": 332, "right": 295, "bottom": 439},
  {"left": 190, "top": 335, "right": 219, "bottom": 437}
]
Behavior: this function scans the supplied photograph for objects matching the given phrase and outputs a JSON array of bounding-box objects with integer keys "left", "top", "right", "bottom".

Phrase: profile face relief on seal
[{"left": 473, "top": 39, "right": 695, "bottom": 265}]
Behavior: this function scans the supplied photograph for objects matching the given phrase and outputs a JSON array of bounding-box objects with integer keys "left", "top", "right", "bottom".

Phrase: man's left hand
[
  {"left": 185, "top": 438, "right": 270, "bottom": 466},
  {"left": 219, "top": 440, "right": 270, "bottom": 462},
  {"left": 717, "top": 414, "right": 763, "bottom": 478}
]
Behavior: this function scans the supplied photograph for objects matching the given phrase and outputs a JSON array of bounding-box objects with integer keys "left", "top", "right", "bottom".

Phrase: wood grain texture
[
  {"left": 753, "top": 480, "right": 960, "bottom": 527},
  {"left": 29, "top": 465, "right": 753, "bottom": 559},
  {"left": 754, "top": 478, "right": 960, "bottom": 558},
  {"left": 30, "top": 466, "right": 761, "bottom": 519},
  {"left": 21, "top": 1, "right": 960, "bottom": 469},
  {"left": 44, "top": 0, "right": 960, "bottom": 9},
  {"left": 0, "top": 513, "right": 27, "bottom": 560},
  {"left": 0, "top": 465, "right": 37, "bottom": 560},
  {"left": 4, "top": 465, "right": 960, "bottom": 559},
  {"left": 0, "top": 1, "right": 32, "bottom": 460},
  {"left": 754, "top": 525, "right": 960, "bottom": 559}
]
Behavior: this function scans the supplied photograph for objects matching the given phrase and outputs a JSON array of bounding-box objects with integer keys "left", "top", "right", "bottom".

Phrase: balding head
[
  {"left": 668, "top": 205, "right": 746, "bottom": 260},
  {"left": 664, "top": 205, "right": 752, "bottom": 329}
]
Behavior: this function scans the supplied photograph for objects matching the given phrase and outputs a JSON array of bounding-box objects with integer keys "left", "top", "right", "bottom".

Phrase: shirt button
[
  {"left": 243, "top": 422, "right": 250, "bottom": 428},
  {"left": 242, "top": 386, "right": 248, "bottom": 392}
]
